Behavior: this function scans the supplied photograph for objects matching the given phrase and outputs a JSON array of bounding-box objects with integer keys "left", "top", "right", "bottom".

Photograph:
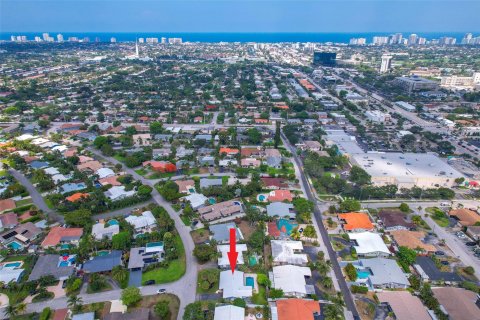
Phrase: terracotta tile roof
[
  {"left": 219, "top": 147, "right": 239, "bottom": 155},
  {"left": 338, "top": 212, "right": 374, "bottom": 231},
  {"left": 65, "top": 192, "right": 89, "bottom": 202},
  {"left": 142, "top": 160, "right": 176, "bottom": 172},
  {"left": 175, "top": 179, "right": 195, "bottom": 193},
  {"left": 261, "top": 177, "right": 287, "bottom": 189},
  {"left": 77, "top": 160, "right": 103, "bottom": 172},
  {"left": 52, "top": 308, "right": 69, "bottom": 320},
  {"left": 268, "top": 190, "right": 293, "bottom": 202},
  {"left": 276, "top": 299, "right": 320, "bottom": 320},
  {"left": 390, "top": 230, "right": 436, "bottom": 252},
  {"left": 268, "top": 221, "right": 281, "bottom": 238},
  {"left": 99, "top": 176, "right": 122, "bottom": 186},
  {"left": 449, "top": 208, "right": 480, "bottom": 226},
  {"left": 41, "top": 226, "right": 83, "bottom": 247},
  {"left": 0, "top": 199, "right": 16, "bottom": 212},
  {"left": 0, "top": 213, "right": 18, "bottom": 226}
]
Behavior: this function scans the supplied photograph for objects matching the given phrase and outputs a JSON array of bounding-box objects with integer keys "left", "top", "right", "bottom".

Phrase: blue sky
[{"left": 1, "top": 0, "right": 479, "bottom": 33}]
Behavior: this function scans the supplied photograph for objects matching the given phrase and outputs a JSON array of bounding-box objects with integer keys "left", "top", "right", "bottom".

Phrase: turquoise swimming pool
[
  {"left": 246, "top": 276, "right": 254, "bottom": 288},
  {"left": 277, "top": 219, "right": 298, "bottom": 236},
  {"left": 4, "top": 262, "right": 21, "bottom": 268},
  {"left": 357, "top": 270, "right": 371, "bottom": 279},
  {"left": 258, "top": 195, "right": 266, "bottom": 201},
  {"left": 208, "top": 198, "right": 216, "bottom": 205},
  {"left": 8, "top": 241, "right": 22, "bottom": 250},
  {"left": 108, "top": 219, "right": 119, "bottom": 226},
  {"left": 249, "top": 256, "right": 257, "bottom": 266}
]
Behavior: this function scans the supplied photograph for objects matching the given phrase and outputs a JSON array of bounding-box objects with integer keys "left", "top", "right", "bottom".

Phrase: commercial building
[
  {"left": 395, "top": 101, "right": 416, "bottom": 112},
  {"left": 313, "top": 52, "right": 336, "bottom": 67},
  {"left": 365, "top": 110, "right": 391, "bottom": 123},
  {"left": 394, "top": 76, "right": 438, "bottom": 94},
  {"left": 350, "top": 152, "right": 464, "bottom": 189},
  {"left": 380, "top": 55, "right": 392, "bottom": 73}
]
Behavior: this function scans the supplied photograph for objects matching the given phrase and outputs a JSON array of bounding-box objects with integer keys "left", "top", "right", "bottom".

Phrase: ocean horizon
[{"left": 1, "top": 32, "right": 476, "bottom": 43}]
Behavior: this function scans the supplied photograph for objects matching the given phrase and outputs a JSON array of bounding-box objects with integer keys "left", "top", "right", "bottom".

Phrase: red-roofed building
[
  {"left": 0, "top": 213, "right": 19, "bottom": 229},
  {"left": 143, "top": 161, "right": 177, "bottom": 173},
  {"left": 219, "top": 147, "right": 239, "bottom": 155},
  {"left": 205, "top": 105, "right": 217, "bottom": 111},
  {"left": 41, "top": 226, "right": 84, "bottom": 248},
  {"left": 261, "top": 177, "right": 288, "bottom": 190},
  {"left": 268, "top": 190, "right": 293, "bottom": 202},
  {"left": 254, "top": 118, "right": 269, "bottom": 124},
  {"left": 275, "top": 299, "right": 320, "bottom": 320},
  {"left": 65, "top": 193, "right": 89, "bottom": 203},
  {"left": 267, "top": 221, "right": 281, "bottom": 238},
  {"left": 99, "top": 176, "right": 122, "bottom": 186}
]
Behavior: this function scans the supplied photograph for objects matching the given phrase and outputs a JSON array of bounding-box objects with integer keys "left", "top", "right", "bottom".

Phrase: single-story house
[
  {"left": 142, "top": 160, "right": 176, "bottom": 173},
  {"left": 198, "top": 200, "right": 243, "bottom": 221},
  {"left": 432, "top": 287, "right": 480, "bottom": 320},
  {"left": 175, "top": 180, "right": 195, "bottom": 194},
  {"left": 389, "top": 230, "right": 436, "bottom": 253},
  {"left": 217, "top": 244, "right": 247, "bottom": 269},
  {"left": 96, "top": 168, "right": 115, "bottom": 179},
  {"left": 214, "top": 305, "right": 244, "bottom": 320},
  {"left": 271, "top": 299, "right": 320, "bottom": 320},
  {"left": 104, "top": 186, "right": 136, "bottom": 201},
  {"left": 338, "top": 212, "right": 374, "bottom": 232},
  {"left": 268, "top": 190, "right": 293, "bottom": 202},
  {"left": 184, "top": 193, "right": 209, "bottom": 210},
  {"left": 83, "top": 250, "right": 122, "bottom": 273},
  {"left": 271, "top": 240, "right": 308, "bottom": 266},
  {"left": 378, "top": 210, "right": 415, "bottom": 231},
  {"left": 349, "top": 232, "right": 391, "bottom": 257},
  {"left": 219, "top": 270, "right": 252, "bottom": 299},
  {"left": 414, "top": 256, "right": 462, "bottom": 283},
  {"left": 41, "top": 226, "right": 83, "bottom": 248},
  {"left": 0, "top": 199, "right": 16, "bottom": 213},
  {"left": 449, "top": 208, "right": 480, "bottom": 227},
  {"left": 200, "top": 178, "right": 223, "bottom": 189},
  {"left": 266, "top": 202, "right": 295, "bottom": 218},
  {"left": 92, "top": 221, "right": 120, "bottom": 240},
  {"left": 210, "top": 223, "right": 243, "bottom": 244},
  {"left": 377, "top": 291, "right": 431, "bottom": 320},
  {"left": 29, "top": 254, "right": 75, "bottom": 281},
  {"left": 270, "top": 265, "right": 313, "bottom": 297},
  {"left": 261, "top": 177, "right": 288, "bottom": 190},
  {"left": 356, "top": 258, "right": 409, "bottom": 289},
  {"left": 125, "top": 211, "right": 157, "bottom": 233}
]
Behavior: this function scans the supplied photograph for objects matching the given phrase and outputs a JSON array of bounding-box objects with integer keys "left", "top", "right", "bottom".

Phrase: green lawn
[
  {"left": 15, "top": 198, "right": 33, "bottom": 207},
  {"left": 135, "top": 168, "right": 149, "bottom": 176},
  {"left": 252, "top": 285, "right": 267, "bottom": 305},
  {"left": 196, "top": 269, "right": 220, "bottom": 294},
  {"left": 426, "top": 207, "right": 450, "bottom": 227},
  {"left": 113, "top": 154, "right": 126, "bottom": 163},
  {"left": 142, "top": 235, "right": 186, "bottom": 284},
  {"left": 44, "top": 197, "right": 54, "bottom": 209}
]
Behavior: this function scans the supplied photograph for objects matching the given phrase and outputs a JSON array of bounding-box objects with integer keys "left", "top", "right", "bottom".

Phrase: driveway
[{"left": 8, "top": 169, "right": 64, "bottom": 223}]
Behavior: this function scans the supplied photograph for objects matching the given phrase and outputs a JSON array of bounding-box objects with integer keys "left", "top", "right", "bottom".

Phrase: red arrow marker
[{"left": 227, "top": 228, "right": 238, "bottom": 274}]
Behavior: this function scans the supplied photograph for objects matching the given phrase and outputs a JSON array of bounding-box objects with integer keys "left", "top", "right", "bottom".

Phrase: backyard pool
[
  {"left": 98, "top": 250, "right": 110, "bottom": 256},
  {"left": 357, "top": 270, "right": 371, "bottom": 279},
  {"left": 277, "top": 219, "right": 298, "bottom": 236},
  {"left": 4, "top": 262, "right": 22, "bottom": 268},
  {"left": 257, "top": 194, "right": 267, "bottom": 202},
  {"left": 8, "top": 241, "right": 23, "bottom": 251},
  {"left": 249, "top": 256, "right": 257, "bottom": 266},
  {"left": 107, "top": 219, "right": 119, "bottom": 226},
  {"left": 245, "top": 276, "right": 255, "bottom": 288},
  {"left": 208, "top": 198, "right": 216, "bottom": 205}
]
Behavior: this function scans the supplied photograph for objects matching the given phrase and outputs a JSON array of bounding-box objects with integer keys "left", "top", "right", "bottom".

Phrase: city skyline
[{"left": 1, "top": 0, "right": 480, "bottom": 33}]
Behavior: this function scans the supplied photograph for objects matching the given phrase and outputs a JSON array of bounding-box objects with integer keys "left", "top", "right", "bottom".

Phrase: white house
[
  {"left": 104, "top": 186, "right": 135, "bottom": 201},
  {"left": 219, "top": 270, "right": 252, "bottom": 299},
  {"left": 217, "top": 244, "right": 248, "bottom": 268},
  {"left": 349, "top": 232, "right": 391, "bottom": 257},
  {"left": 96, "top": 168, "right": 115, "bottom": 179},
  {"left": 125, "top": 211, "right": 157, "bottom": 233},
  {"left": 91, "top": 222, "right": 120, "bottom": 240},
  {"left": 214, "top": 305, "right": 245, "bottom": 320},
  {"left": 271, "top": 240, "right": 308, "bottom": 266},
  {"left": 270, "top": 265, "right": 313, "bottom": 297}
]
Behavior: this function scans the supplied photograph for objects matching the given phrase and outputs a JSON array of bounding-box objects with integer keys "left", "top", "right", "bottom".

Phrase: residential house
[
  {"left": 29, "top": 254, "right": 75, "bottom": 281},
  {"left": 217, "top": 244, "right": 247, "bottom": 269},
  {"left": 77, "top": 160, "right": 103, "bottom": 173},
  {"left": 270, "top": 265, "right": 313, "bottom": 297},
  {"left": 200, "top": 178, "right": 223, "bottom": 189},
  {"left": 271, "top": 299, "right": 320, "bottom": 320},
  {"left": 414, "top": 256, "right": 462, "bottom": 283},
  {"left": 389, "top": 230, "right": 436, "bottom": 253},
  {"left": 449, "top": 208, "right": 480, "bottom": 226},
  {"left": 432, "top": 287, "right": 480, "bottom": 320},
  {"left": 219, "top": 270, "right": 252, "bottom": 299},
  {"left": 128, "top": 242, "right": 165, "bottom": 271},
  {"left": 66, "top": 193, "right": 89, "bottom": 203},
  {"left": 266, "top": 202, "right": 295, "bottom": 218},
  {"left": 125, "top": 211, "right": 157, "bottom": 234},
  {"left": 175, "top": 180, "right": 195, "bottom": 194},
  {"left": 96, "top": 168, "right": 115, "bottom": 179},
  {"left": 349, "top": 232, "right": 391, "bottom": 257},
  {"left": 184, "top": 193, "right": 209, "bottom": 210},
  {"left": 0, "top": 222, "right": 41, "bottom": 249},
  {"left": 104, "top": 186, "right": 136, "bottom": 201},
  {"left": 83, "top": 250, "right": 122, "bottom": 273},
  {"left": 219, "top": 147, "right": 239, "bottom": 156},
  {"left": 99, "top": 176, "right": 122, "bottom": 186},
  {"left": 0, "top": 264, "right": 24, "bottom": 283},
  {"left": 210, "top": 223, "right": 243, "bottom": 244},
  {"left": 0, "top": 199, "right": 16, "bottom": 213},
  {"left": 241, "top": 147, "right": 264, "bottom": 158},
  {"left": 377, "top": 291, "right": 431, "bottom": 320},
  {"left": 142, "top": 160, "right": 176, "bottom": 173},
  {"left": 338, "top": 212, "right": 374, "bottom": 232},
  {"left": 0, "top": 213, "right": 19, "bottom": 230},
  {"left": 198, "top": 200, "right": 243, "bottom": 221},
  {"left": 199, "top": 156, "right": 215, "bottom": 167},
  {"left": 214, "top": 305, "right": 245, "bottom": 320},
  {"left": 268, "top": 190, "right": 293, "bottom": 202},
  {"left": 41, "top": 226, "right": 83, "bottom": 248},
  {"left": 92, "top": 221, "right": 120, "bottom": 240},
  {"left": 132, "top": 134, "right": 152, "bottom": 147},
  {"left": 303, "top": 141, "right": 322, "bottom": 152},
  {"left": 355, "top": 258, "right": 409, "bottom": 289},
  {"left": 261, "top": 177, "right": 287, "bottom": 190},
  {"left": 271, "top": 240, "right": 308, "bottom": 266},
  {"left": 241, "top": 158, "right": 261, "bottom": 168},
  {"left": 378, "top": 210, "right": 416, "bottom": 231},
  {"left": 60, "top": 182, "right": 87, "bottom": 194}
]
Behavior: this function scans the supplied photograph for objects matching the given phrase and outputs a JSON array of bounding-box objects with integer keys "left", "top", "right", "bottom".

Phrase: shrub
[{"left": 351, "top": 285, "right": 368, "bottom": 294}]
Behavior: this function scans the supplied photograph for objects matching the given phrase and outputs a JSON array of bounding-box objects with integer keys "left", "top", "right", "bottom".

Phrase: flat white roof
[
  {"left": 271, "top": 240, "right": 308, "bottom": 265},
  {"left": 271, "top": 265, "right": 311, "bottom": 295},
  {"left": 351, "top": 152, "right": 464, "bottom": 180},
  {"left": 217, "top": 244, "right": 247, "bottom": 267},
  {"left": 219, "top": 270, "right": 252, "bottom": 299},
  {"left": 349, "top": 232, "right": 390, "bottom": 256},
  {"left": 214, "top": 305, "right": 245, "bottom": 320}
]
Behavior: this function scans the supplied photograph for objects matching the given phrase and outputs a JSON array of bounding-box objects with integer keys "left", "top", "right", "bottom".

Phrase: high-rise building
[
  {"left": 42, "top": 33, "right": 49, "bottom": 41},
  {"left": 34, "top": 36, "right": 42, "bottom": 42},
  {"left": 439, "top": 37, "right": 456, "bottom": 45},
  {"left": 111, "top": 37, "right": 117, "bottom": 43},
  {"left": 57, "top": 34, "right": 64, "bottom": 42},
  {"left": 408, "top": 34, "right": 418, "bottom": 45},
  {"left": 168, "top": 38, "right": 182, "bottom": 44},
  {"left": 390, "top": 33, "right": 403, "bottom": 44},
  {"left": 138, "top": 38, "right": 144, "bottom": 43},
  {"left": 372, "top": 36, "right": 389, "bottom": 45},
  {"left": 313, "top": 52, "right": 337, "bottom": 66},
  {"left": 418, "top": 37, "right": 427, "bottom": 45},
  {"left": 95, "top": 37, "right": 100, "bottom": 42},
  {"left": 146, "top": 37, "right": 159, "bottom": 43},
  {"left": 68, "top": 37, "right": 79, "bottom": 42},
  {"left": 161, "top": 37, "right": 167, "bottom": 44},
  {"left": 461, "top": 33, "right": 473, "bottom": 44},
  {"left": 349, "top": 38, "right": 366, "bottom": 45},
  {"left": 380, "top": 54, "right": 393, "bottom": 73}
]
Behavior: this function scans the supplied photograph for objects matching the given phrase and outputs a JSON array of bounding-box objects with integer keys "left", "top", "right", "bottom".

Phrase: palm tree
[
  {"left": 5, "top": 303, "right": 26, "bottom": 318},
  {"left": 67, "top": 295, "right": 83, "bottom": 311},
  {"left": 321, "top": 276, "right": 333, "bottom": 289}
]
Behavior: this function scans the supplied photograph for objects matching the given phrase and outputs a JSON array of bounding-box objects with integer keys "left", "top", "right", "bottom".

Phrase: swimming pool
[
  {"left": 277, "top": 219, "right": 298, "bottom": 236},
  {"left": 98, "top": 250, "right": 110, "bottom": 256},
  {"left": 245, "top": 276, "right": 255, "bottom": 288},
  {"left": 258, "top": 195, "right": 266, "bottom": 201},
  {"left": 4, "top": 262, "right": 22, "bottom": 268},
  {"left": 58, "top": 261, "right": 70, "bottom": 267},
  {"left": 249, "top": 256, "right": 257, "bottom": 266},
  {"left": 8, "top": 241, "right": 22, "bottom": 250},
  {"left": 357, "top": 270, "right": 371, "bottom": 279},
  {"left": 208, "top": 198, "right": 216, "bottom": 205},
  {"left": 108, "top": 219, "right": 119, "bottom": 226},
  {"left": 146, "top": 241, "right": 164, "bottom": 248}
]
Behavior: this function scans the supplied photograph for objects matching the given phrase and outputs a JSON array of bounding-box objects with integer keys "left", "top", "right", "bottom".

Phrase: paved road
[
  {"left": 281, "top": 132, "right": 359, "bottom": 320},
  {"left": 9, "top": 168, "right": 65, "bottom": 223},
  {"left": 87, "top": 148, "right": 198, "bottom": 320}
]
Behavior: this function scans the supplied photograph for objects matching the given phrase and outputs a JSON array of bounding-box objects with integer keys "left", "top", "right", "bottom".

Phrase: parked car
[
  {"left": 440, "top": 260, "right": 450, "bottom": 266},
  {"left": 157, "top": 288, "right": 167, "bottom": 294},
  {"left": 144, "top": 280, "right": 156, "bottom": 285},
  {"left": 465, "top": 242, "right": 477, "bottom": 247},
  {"left": 435, "top": 251, "right": 445, "bottom": 256}
]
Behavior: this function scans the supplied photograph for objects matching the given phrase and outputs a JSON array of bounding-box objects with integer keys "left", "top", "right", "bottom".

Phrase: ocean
[{"left": 0, "top": 32, "right": 474, "bottom": 43}]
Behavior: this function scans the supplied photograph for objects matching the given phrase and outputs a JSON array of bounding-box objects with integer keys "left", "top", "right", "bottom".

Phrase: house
[
  {"left": 214, "top": 305, "right": 245, "bottom": 320},
  {"left": 52, "top": 308, "right": 70, "bottom": 320},
  {"left": 349, "top": 232, "right": 391, "bottom": 257},
  {"left": 378, "top": 210, "right": 416, "bottom": 231},
  {"left": 449, "top": 208, "right": 480, "bottom": 226},
  {"left": 77, "top": 160, "right": 103, "bottom": 173},
  {"left": 217, "top": 244, "right": 247, "bottom": 268},
  {"left": 41, "top": 226, "right": 83, "bottom": 248},
  {"left": 184, "top": 193, "right": 209, "bottom": 210},
  {"left": 338, "top": 212, "right": 374, "bottom": 232},
  {"left": 261, "top": 177, "right": 288, "bottom": 190},
  {"left": 132, "top": 134, "right": 152, "bottom": 147},
  {"left": 72, "top": 312, "right": 95, "bottom": 320},
  {"left": 0, "top": 213, "right": 19, "bottom": 229},
  {"left": 303, "top": 141, "right": 322, "bottom": 152},
  {"left": 432, "top": 287, "right": 480, "bottom": 320},
  {"left": 377, "top": 291, "right": 431, "bottom": 320},
  {"left": 142, "top": 160, "right": 176, "bottom": 173},
  {"left": 104, "top": 186, "right": 136, "bottom": 201},
  {"left": 266, "top": 156, "right": 282, "bottom": 169},
  {"left": 0, "top": 265, "right": 24, "bottom": 283},
  {"left": 0, "top": 222, "right": 41, "bottom": 249},
  {"left": 270, "top": 265, "right": 313, "bottom": 297},
  {"left": 219, "top": 270, "right": 252, "bottom": 299},
  {"left": 200, "top": 178, "right": 223, "bottom": 189},
  {"left": 60, "top": 182, "right": 87, "bottom": 194},
  {"left": 96, "top": 168, "right": 115, "bottom": 179},
  {"left": 104, "top": 308, "right": 150, "bottom": 320},
  {"left": 241, "top": 158, "right": 261, "bottom": 168},
  {"left": 0, "top": 199, "right": 16, "bottom": 213},
  {"left": 271, "top": 299, "right": 320, "bottom": 320},
  {"left": 356, "top": 258, "right": 409, "bottom": 289},
  {"left": 29, "top": 254, "right": 76, "bottom": 281},
  {"left": 128, "top": 242, "right": 165, "bottom": 271},
  {"left": 99, "top": 176, "right": 122, "bottom": 186},
  {"left": 198, "top": 200, "right": 243, "bottom": 221},
  {"left": 125, "top": 211, "right": 157, "bottom": 233},
  {"left": 83, "top": 250, "right": 122, "bottom": 273},
  {"left": 175, "top": 179, "right": 195, "bottom": 194},
  {"left": 92, "top": 221, "right": 120, "bottom": 240},
  {"left": 466, "top": 225, "right": 480, "bottom": 241},
  {"left": 199, "top": 156, "right": 215, "bottom": 166},
  {"left": 30, "top": 160, "right": 49, "bottom": 169},
  {"left": 268, "top": 190, "right": 293, "bottom": 202},
  {"left": 241, "top": 147, "right": 263, "bottom": 158},
  {"left": 210, "top": 223, "right": 243, "bottom": 243},
  {"left": 219, "top": 147, "right": 239, "bottom": 156},
  {"left": 219, "top": 159, "right": 238, "bottom": 167},
  {"left": 389, "top": 230, "right": 436, "bottom": 253},
  {"left": 271, "top": 240, "right": 308, "bottom": 266},
  {"left": 266, "top": 202, "right": 295, "bottom": 218},
  {"left": 66, "top": 192, "right": 89, "bottom": 203}
]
